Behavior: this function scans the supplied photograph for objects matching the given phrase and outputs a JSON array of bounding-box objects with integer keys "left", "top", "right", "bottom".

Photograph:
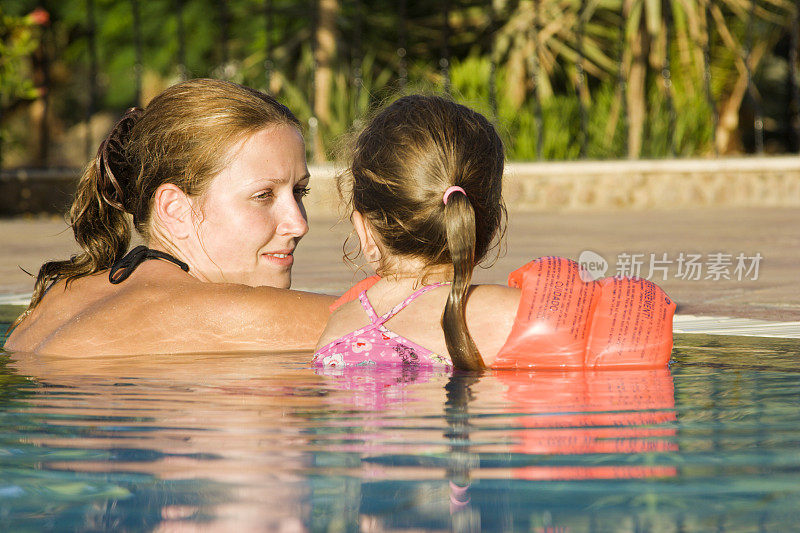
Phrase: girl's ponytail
[
  {"left": 345, "top": 95, "right": 504, "bottom": 371},
  {"left": 441, "top": 189, "right": 486, "bottom": 371},
  {"left": 11, "top": 109, "right": 141, "bottom": 329}
]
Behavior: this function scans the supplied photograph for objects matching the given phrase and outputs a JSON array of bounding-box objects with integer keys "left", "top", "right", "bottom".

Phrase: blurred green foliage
[
  {"left": 447, "top": 53, "right": 715, "bottom": 160},
  {"left": 0, "top": 0, "right": 797, "bottom": 163},
  {"left": 0, "top": 10, "right": 40, "bottom": 101},
  {"left": 0, "top": 7, "right": 43, "bottom": 149}
]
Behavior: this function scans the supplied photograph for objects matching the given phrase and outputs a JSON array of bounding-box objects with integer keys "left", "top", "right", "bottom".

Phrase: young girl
[{"left": 313, "top": 95, "right": 520, "bottom": 371}]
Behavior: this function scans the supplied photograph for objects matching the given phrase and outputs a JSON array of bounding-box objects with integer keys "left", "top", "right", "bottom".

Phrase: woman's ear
[
  {"left": 352, "top": 211, "right": 382, "bottom": 265},
  {"left": 152, "top": 184, "right": 195, "bottom": 240}
]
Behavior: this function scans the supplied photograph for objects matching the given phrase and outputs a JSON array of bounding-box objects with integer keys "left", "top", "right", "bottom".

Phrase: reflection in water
[
  {"left": 314, "top": 364, "right": 450, "bottom": 411},
  {"left": 500, "top": 369, "right": 677, "bottom": 479},
  {"left": 312, "top": 365, "right": 677, "bottom": 531},
  {"left": 444, "top": 373, "right": 481, "bottom": 531},
  {"left": 5, "top": 351, "right": 326, "bottom": 531},
  {"left": 2, "top": 335, "right": 800, "bottom": 531}
]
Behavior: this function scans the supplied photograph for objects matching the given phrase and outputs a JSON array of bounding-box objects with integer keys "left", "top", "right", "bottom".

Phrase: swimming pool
[{"left": 1, "top": 325, "right": 799, "bottom": 532}]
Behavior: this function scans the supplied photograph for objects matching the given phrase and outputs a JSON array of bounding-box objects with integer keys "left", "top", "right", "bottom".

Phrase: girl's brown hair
[
  {"left": 339, "top": 95, "right": 505, "bottom": 370},
  {"left": 14, "top": 78, "right": 300, "bottom": 328}
]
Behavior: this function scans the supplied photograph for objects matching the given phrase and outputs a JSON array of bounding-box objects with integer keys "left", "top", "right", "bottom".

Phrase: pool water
[{"left": 1, "top": 327, "right": 800, "bottom": 532}]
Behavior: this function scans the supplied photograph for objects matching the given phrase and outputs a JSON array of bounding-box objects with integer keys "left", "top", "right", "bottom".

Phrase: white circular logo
[{"left": 578, "top": 250, "right": 608, "bottom": 282}]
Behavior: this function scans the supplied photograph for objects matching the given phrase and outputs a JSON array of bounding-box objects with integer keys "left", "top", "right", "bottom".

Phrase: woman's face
[{"left": 186, "top": 124, "right": 309, "bottom": 288}]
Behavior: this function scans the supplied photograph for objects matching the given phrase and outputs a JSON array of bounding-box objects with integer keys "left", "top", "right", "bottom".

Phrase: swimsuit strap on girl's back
[
  {"left": 358, "top": 282, "right": 450, "bottom": 325},
  {"left": 108, "top": 245, "right": 189, "bottom": 284}
]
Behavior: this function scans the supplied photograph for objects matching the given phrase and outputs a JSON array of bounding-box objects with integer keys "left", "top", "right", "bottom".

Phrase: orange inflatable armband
[
  {"left": 493, "top": 256, "right": 675, "bottom": 369},
  {"left": 329, "top": 275, "right": 381, "bottom": 312}
]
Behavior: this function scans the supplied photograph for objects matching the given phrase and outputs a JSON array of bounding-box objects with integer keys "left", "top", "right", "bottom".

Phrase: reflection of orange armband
[
  {"left": 493, "top": 256, "right": 675, "bottom": 370},
  {"left": 498, "top": 368, "right": 677, "bottom": 479}
]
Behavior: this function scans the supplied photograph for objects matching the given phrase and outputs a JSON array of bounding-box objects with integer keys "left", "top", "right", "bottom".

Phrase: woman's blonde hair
[
  {"left": 15, "top": 78, "right": 300, "bottom": 328},
  {"left": 338, "top": 95, "right": 506, "bottom": 370}
]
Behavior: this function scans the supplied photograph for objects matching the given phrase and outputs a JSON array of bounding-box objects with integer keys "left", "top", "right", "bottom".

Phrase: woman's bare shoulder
[
  {"left": 110, "top": 279, "right": 336, "bottom": 353},
  {"left": 6, "top": 272, "right": 335, "bottom": 356},
  {"left": 4, "top": 275, "right": 111, "bottom": 354}
]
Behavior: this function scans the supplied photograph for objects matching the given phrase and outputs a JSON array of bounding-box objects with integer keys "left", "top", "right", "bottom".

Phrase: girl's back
[{"left": 316, "top": 280, "right": 521, "bottom": 368}]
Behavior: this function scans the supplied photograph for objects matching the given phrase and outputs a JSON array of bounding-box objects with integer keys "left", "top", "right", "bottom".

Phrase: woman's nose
[{"left": 278, "top": 197, "right": 309, "bottom": 238}]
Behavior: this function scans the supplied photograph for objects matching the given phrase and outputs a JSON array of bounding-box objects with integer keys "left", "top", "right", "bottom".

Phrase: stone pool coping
[
  {"left": 303, "top": 157, "right": 800, "bottom": 216},
  {"left": 3, "top": 157, "right": 800, "bottom": 216},
  {"left": 1, "top": 207, "right": 798, "bottom": 323},
  {"left": 672, "top": 315, "right": 800, "bottom": 339}
]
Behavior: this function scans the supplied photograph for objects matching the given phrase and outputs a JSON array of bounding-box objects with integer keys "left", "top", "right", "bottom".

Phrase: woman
[{"left": 5, "top": 79, "right": 334, "bottom": 356}]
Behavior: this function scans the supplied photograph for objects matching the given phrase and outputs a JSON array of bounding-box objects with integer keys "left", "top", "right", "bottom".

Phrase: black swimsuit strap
[{"left": 109, "top": 245, "right": 189, "bottom": 284}]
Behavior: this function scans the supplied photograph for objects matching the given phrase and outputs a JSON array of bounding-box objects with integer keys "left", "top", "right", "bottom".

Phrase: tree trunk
[
  {"left": 715, "top": 70, "right": 748, "bottom": 154},
  {"left": 715, "top": 42, "right": 766, "bottom": 154},
  {"left": 313, "top": 0, "right": 338, "bottom": 163},
  {"left": 626, "top": 17, "right": 649, "bottom": 159}
]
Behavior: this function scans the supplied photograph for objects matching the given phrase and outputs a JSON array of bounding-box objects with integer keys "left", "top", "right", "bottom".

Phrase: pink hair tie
[{"left": 442, "top": 186, "right": 466, "bottom": 205}]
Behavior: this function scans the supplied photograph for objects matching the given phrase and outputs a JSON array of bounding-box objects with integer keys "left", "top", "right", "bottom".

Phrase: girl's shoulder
[
  {"left": 464, "top": 284, "right": 521, "bottom": 365},
  {"left": 468, "top": 283, "right": 521, "bottom": 306},
  {"left": 314, "top": 297, "right": 369, "bottom": 352}
]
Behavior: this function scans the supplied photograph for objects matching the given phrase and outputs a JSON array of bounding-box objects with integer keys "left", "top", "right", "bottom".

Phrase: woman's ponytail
[
  {"left": 441, "top": 190, "right": 485, "bottom": 371},
  {"left": 11, "top": 109, "right": 141, "bottom": 329}
]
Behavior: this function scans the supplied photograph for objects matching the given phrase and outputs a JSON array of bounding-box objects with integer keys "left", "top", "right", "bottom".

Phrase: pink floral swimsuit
[{"left": 312, "top": 283, "right": 452, "bottom": 369}]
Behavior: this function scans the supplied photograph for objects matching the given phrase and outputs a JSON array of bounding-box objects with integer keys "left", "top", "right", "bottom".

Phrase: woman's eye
[
  {"left": 294, "top": 186, "right": 311, "bottom": 198},
  {"left": 254, "top": 190, "right": 274, "bottom": 200}
]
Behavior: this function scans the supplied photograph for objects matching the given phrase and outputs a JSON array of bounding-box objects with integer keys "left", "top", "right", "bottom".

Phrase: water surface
[{"left": 1, "top": 331, "right": 799, "bottom": 532}]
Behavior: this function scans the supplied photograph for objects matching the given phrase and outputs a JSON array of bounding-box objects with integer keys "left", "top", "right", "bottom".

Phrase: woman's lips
[{"left": 262, "top": 252, "right": 294, "bottom": 267}]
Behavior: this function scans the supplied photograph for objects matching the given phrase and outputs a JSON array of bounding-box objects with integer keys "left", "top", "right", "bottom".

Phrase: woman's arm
[
  {"left": 146, "top": 283, "right": 335, "bottom": 354},
  {"left": 8, "top": 280, "right": 335, "bottom": 356},
  {"left": 215, "top": 285, "right": 335, "bottom": 352}
]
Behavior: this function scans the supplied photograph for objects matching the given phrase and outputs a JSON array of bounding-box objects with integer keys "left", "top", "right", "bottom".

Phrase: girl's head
[
  {"left": 340, "top": 95, "right": 506, "bottom": 370},
  {"left": 25, "top": 79, "right": 307, "bottom": 317}
]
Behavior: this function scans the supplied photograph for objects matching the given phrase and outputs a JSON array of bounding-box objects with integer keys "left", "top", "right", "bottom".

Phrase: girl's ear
[
  {"left": 152, "top": 183, "right": 196, "bottom": 240},
  {"left": 352, "top": 211, "right": 382, "bottom": 265}
]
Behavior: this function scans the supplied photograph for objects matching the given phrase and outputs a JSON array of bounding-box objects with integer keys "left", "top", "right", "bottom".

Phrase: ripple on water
[{"left": 0, "top": 333, "right": 799, "bottom": 531}]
